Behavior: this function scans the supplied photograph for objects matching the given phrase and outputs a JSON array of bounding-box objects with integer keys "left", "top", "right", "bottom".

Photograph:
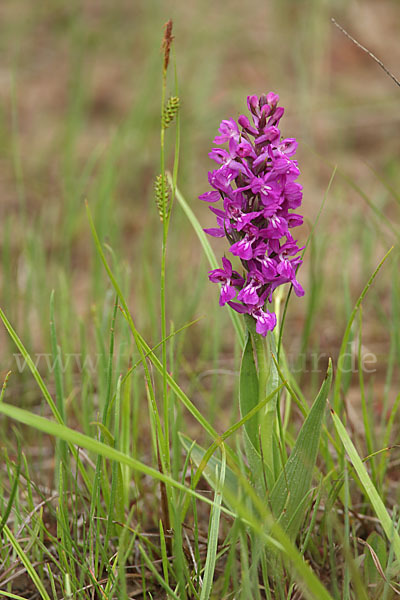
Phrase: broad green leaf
[
  {"left": 239, "top": 333, "right": 259, "bottom": 450},
  {"left": 238, "top": 332, "right": 267, "bottom": 489},
  {"left": 331, "top": 408, "right": 400, "bottom": 564},
  {"left": 269, "top": 360, "right": 332, "bottom": 540},
  {"left": 246, "top": 328, "right": 279, "bottom": 489},
  {"left": 284, "top": 488, "right": 314, "bottom": 539},
  {"left": 238, "top": 330, "right": 277, "bottom": 491},
  {"left": 265, "top": 332, "right": 279, "bottom": 408},
  {"left": 178, "top": 436, "right": 335, "bottom": 600},
  {"left": 179, "top": 433, "right": 238, "bottom": 511},
  {"left": 260, "top": 332, "right": 279, "bottom": 482}
]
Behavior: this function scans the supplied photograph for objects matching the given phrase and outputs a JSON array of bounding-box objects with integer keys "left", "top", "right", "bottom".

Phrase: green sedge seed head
[
  {"left": 163, "top": 96, "right": 180, "bottom": 128},
  {"left": 154, "top": 173, "right": 171, "bottom": 222}
]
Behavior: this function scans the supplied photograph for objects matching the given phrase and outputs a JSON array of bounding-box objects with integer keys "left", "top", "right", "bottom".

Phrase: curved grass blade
[
  {"left": 333, "top": 247, "right": 393, "bottom": 412},
  {"left": 138, "top": 543, "right": 181, "bottom": 600},
  {"left": 0, "top": 307, "right": 61, "bottom": 421},
  {"left": 2, "top": 524, "right": 51, "bottom": 600},
  {"left": 200, "top": 447, "right": 226, "bottom": 600},
  {"left": 331, "top": 408, "right": 400, "bottom": 563},
  {"left": 0, "top": 436, "right": 21, "bottom": 536},
  {"left": 121, "top": 316, "right": 202, "bottom": 385},
  {"left": 339, "top": 169, "right": 399, "bottom": 241}
]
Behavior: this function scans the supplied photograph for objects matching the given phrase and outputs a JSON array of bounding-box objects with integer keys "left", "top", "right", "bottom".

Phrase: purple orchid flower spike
[{"left": 200, "top": 93, "right": 305, "bottom": 336}]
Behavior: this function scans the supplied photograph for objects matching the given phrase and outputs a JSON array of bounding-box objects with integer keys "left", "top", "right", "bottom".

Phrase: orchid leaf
[
  {"left": 269, "top": 359, "right": 332, "bottom": 540},
  {"left": 239, "top": 333, "right": 260, "bottom": 450},
  {"left": 239, "top": 332, "right": 271, "bottom": 492}
]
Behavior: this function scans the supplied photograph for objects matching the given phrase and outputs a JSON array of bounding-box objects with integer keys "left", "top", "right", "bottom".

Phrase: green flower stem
[
  {"left": 253, "top": 331, "right": 276, "bottom": 488},
  {"left": 253, "top": 333, "right": 269, "bottom": 407},
  {"left": 160, "top": 55, "right": 170, "bottom": 472}
]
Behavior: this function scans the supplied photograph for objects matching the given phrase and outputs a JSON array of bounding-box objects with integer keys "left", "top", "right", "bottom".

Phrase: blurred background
[{"left": 0, "top": 0, "right": 399, "bottom": 426}]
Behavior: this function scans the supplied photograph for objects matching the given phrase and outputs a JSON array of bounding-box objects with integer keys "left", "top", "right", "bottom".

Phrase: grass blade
[
  {"left": 331, "top": 408, "right": 400, "bottom": 563},
  {"left": 2, "top": 524, "right": 51, "bottom": 600},
  {"left": 0, "top": 436, "right": 21, "bottom": 536},
  {"left": 333, "top": 246, "right": 393, "bottom": 412},
  {"left": 200, "top": 447, "right": 226, "bottom": 600}
]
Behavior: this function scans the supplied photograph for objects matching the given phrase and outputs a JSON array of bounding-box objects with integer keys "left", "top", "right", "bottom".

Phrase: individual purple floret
[
  {"left": 201, "top": 93, "right": 304, "bottom": 336},
  {"left": 208, "top": 257, "right": 244, "bottom": 306}
]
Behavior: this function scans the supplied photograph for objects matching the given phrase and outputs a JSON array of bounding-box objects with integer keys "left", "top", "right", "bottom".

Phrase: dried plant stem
[{"left": 331, "top": 18, "right": 400, "bottom": 88}]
